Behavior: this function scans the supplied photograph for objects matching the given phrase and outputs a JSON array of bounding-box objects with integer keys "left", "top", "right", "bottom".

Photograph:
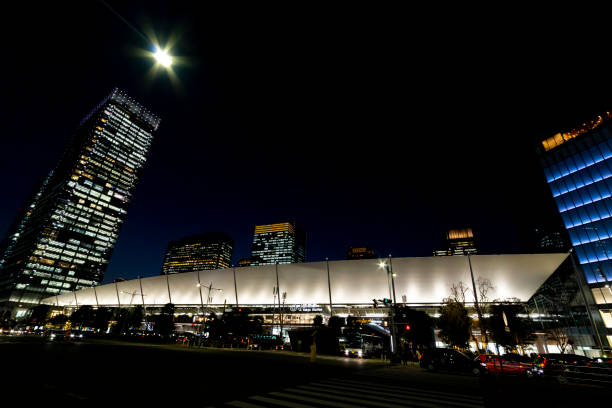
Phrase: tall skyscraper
[
  {"left": 539, "top": 110, "right": 612, "bottom": 349},
  {"left": 250, "top": 221, "right": 306, "bottom": 265},
  {"left": 0, "top": 88, "right": 159, "bottom": 312},
  {"left": 160, "top": 232, "right": 234, "bottom": 274},
  {"left": 433, "top": 228, "right": 478, "bottom": 256}
]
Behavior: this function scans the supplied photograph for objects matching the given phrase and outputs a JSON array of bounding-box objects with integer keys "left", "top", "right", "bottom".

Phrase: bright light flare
[{"left": 154, "top": 48, "right": 173, "bottom": 67}]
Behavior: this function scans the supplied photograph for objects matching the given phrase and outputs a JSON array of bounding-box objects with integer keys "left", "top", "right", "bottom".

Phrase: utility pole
[
  {"left": 380, "top": 257, "right": 398, "bottom": 358},
  {"left": 326, "top": 257, "right": 333, "bottom": 317}
]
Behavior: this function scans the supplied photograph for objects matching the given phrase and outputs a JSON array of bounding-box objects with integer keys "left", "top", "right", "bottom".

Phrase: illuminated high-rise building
[
  {"left": 347, "top": 246, "right": 377, "bottom": 260},
  {"left": 0, "top": 88, "right": 159, "bottom": 313},
  {"left": 250, "top": 221, "right": 306, "bottom": 265},
  {"left": 539, "top": 111, "right": 612, "bottom": 349},
  {"left": 160, "top": 233, "right": 234, "bottom": 274},
  {"left": 433, "top": 228, "right": 477, "bottom": 256}
]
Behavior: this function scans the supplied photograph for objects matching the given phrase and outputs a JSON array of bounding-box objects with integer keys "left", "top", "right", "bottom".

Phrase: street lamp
[{"left": 379, "top": 257, "right": 398, "bottom": 358}]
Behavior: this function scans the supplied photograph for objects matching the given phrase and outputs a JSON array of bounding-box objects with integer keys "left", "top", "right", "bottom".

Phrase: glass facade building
[
  {"left": 250, "top": 221, "right": 306, "bottom": 265},
  {"left": 161, "top": 233, "right": 234, "bottom": 274},
  {"left": 539, "top": 112, "right": 612, "bottom": 348},
  {"left": 0, "top": 88, "right": 160, "bottom": 311}
]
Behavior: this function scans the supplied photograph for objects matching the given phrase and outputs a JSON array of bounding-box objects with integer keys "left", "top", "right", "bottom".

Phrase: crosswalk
[{"left": 222, "top": 377, "right": 485, "bottom": 408}]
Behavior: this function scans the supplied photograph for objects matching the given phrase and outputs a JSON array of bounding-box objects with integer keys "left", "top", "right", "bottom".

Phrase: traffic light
[
  {"left": 382, "top": 298, "right": 392, "bottom": 305},
  {"left": 405, "top": 324, "right": 411, "bottom": 331}
]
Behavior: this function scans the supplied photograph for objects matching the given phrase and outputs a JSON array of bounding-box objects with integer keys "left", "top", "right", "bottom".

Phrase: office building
[
  {"left": 433, "top": 228, "right": 478, "bottom": 256},
  {"left": 235, "top": 258, "right": 252, "bottom": 268},
  {"left": 539, "top": 110, "right": 612, "bottom": 349},
  {"left": 0, "top": 88, "right": 160, "bottom": 313},
  {"left": 250, "top": 221, "right": 306, "bottom": 265},
  {"left": 533, "top": 226, "right": 570, "bottom": 253},
  {"left": 347, "top": 246, "right": 377, "bottom": 260},
  {"left": 161, "top": 233, "right": 234, "bottom": 274}
]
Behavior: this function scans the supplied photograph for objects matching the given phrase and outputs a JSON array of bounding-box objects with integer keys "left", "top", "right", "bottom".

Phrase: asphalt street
[{"left": 1, "top": 336, "right": 608, "bottom": 407}]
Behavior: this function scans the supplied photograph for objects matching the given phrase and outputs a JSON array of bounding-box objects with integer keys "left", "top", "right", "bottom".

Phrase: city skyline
[{"left": 2, "top": 3, "right": 612, "bottom": 284}]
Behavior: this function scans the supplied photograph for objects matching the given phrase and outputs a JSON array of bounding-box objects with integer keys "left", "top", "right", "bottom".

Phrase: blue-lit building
[{"left": 540, "top": 112, "right": 612, "bottom": 349}]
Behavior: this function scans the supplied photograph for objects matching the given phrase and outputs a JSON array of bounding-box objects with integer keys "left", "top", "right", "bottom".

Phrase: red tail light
[{"left": 539, "top": 357, "right": 547, "bottom": 368}]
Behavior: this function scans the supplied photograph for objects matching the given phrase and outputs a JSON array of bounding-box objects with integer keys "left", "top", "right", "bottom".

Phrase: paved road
[{"left": 1, "top": 336, "right": 609, "bottom": 407}]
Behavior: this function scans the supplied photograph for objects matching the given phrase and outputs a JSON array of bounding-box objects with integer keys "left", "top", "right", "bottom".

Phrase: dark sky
[{"left": 1, "top": 3, "right": 611, "bottom": 283}]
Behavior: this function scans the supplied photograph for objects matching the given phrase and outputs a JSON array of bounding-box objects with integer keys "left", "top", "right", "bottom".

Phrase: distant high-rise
[
  {"left": 0, "top": 88, "right": 159, "bottom": 312},
  {"left": 533, "top": 227, "right": 570, "bottom": 253},
  {"left": 235, "top": 258, "right": 252, "bottom": 268},
  {"left": 433, "top": 228, "right": 477, "bottom": 256},
  {"left": 347, "top": 246, "right": 377, "bottom": 260},
  {"left": 250, "top": 221, "right": 306, "bottom": 265},
  {"left": 161, "top": 233, "right": 234, "bottom": 274}
]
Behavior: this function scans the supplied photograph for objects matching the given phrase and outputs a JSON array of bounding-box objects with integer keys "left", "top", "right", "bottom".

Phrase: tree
[
  {"left": 69, "top": 305, "right": 95, "bottom": 328},
  {"left": 153, "top": 303, "right": 176, "bottom": 340},
  {"left": 488, "top": 301, "right": 534, "bottom": 353},
  {"left": 92, "top": 307, "right": 114, "bottom": 333},
  {"left": 49, "top": 314, "right": 68, "bottom": 327},
  {"left": 327, "top": 316, "right": 344, "bottom": 338},
  {"left": 437, "top": 299, "right": 472, "bottom": 349},
  {"left": 126, "top": 306, "right": 144, "bottom": 331},
  {"left": 449, "top": 278, "right": 494, "bottom": 352},
  {"left": 474, "top": 277, "right": 494, "bottom": 349},
  {"left": 28, "top": 305, "right": 50, "bottom": 325},
  {"left": 395, "top": 306, "right": 434, "bottom": 347}
]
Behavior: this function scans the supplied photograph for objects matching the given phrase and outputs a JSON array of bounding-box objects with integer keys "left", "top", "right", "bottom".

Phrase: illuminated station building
[
  {"left": 161, "top": 233, "right": 234, "bottom": 274},
  {"left": 539, "top": 111, "right": 612, "bottom": 350},
  {"left": 0, "top": 88, "right": 159, "bottom": 316},
  {"left": 43, "top": 253, "right": 584, "bottom": 353}
]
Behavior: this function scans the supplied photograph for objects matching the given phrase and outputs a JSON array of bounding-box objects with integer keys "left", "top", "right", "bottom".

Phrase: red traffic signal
[{"left": 405, "top": 324, "right": 411, "bottom": 331}]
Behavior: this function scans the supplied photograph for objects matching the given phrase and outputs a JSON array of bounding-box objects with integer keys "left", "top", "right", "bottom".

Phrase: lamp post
[{"left": 379, "top": 257, "right": 398, "bottom": 359}]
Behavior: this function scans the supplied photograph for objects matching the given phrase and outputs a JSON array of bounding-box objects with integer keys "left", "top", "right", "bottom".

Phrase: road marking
[
  {"left": 268, "top": 391, "right": 371, "bottom": 408},
  {"left": 296, "top": 383, "right": 482, "bottom": 408},
  {"left": 225, "top": 400, "right": 268, "bottom": 408},
  {"left": 322, "top": 378, "right": 484, "bottom": 403},
  {"left": 282, "top": 387, "right": 408, "bottom": 408},
  {"left": 224, "top": 377, "right": 485, "bottom": 408},
  {"left": 249, "top": 395, "right": 315, "bottom": 408}
]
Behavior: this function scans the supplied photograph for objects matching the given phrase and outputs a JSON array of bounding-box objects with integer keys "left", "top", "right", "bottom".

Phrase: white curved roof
[{"left": 42, "top": 253, "right": 569, "bottom": 307}]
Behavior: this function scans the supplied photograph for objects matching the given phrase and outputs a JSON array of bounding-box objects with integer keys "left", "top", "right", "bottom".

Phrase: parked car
[
  {"left": 529, "top": 353, "right": 593, "bottom": 383},
  {"left": 475, "top": 353, "right": 532, "bottom": 375},
  {"left": 420, "top": 348, "right": 486, "bottom": 375}
]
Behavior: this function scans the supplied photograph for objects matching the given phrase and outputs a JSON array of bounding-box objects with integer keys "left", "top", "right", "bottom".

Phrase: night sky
[{"left": 1, "top": 3, "right": 611, "bottom": 283}]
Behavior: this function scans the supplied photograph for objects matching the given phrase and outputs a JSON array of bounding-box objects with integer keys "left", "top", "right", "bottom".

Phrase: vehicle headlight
[
  {"left": 358, "top": 351, "right": 363, "bottom": 357},
  {"left": 345, "top": 350, "right": 349, "bottom": 355}
]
